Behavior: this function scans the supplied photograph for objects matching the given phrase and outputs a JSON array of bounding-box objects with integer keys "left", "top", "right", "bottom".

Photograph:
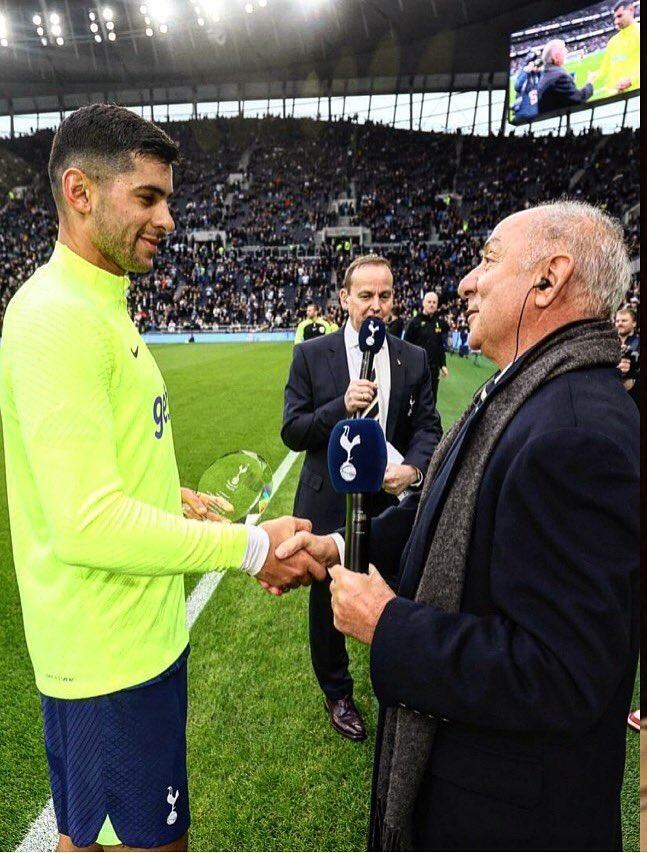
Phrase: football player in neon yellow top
[
  {"left": 0, "top": 104, "right": 323, "bottom": 852},
  {"left": 593, "top": 1, "right": 640, "bottom": 97}
]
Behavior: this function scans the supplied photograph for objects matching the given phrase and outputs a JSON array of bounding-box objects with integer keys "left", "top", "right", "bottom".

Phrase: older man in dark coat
[{"left": 276, "top": 200, "right": 639, "bottom": 851}]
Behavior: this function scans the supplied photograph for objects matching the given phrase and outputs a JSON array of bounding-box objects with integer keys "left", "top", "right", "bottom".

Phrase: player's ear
[{"left": 62, "top": 167, "right": 93, "bottom": 216}]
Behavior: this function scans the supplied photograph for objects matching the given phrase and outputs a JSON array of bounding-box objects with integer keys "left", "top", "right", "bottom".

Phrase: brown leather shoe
[{"left": 323, "top": 695, "right": 367, "bottom": 741}]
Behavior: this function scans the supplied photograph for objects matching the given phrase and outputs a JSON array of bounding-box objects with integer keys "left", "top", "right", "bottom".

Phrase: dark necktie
[{"left": 362, "top": 365, "right": 380, "bottom": 421}]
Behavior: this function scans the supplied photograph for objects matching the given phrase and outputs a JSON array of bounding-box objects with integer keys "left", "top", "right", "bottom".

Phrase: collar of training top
[{"left": 50, "top": 241, "right": 130, "bottom": 305}]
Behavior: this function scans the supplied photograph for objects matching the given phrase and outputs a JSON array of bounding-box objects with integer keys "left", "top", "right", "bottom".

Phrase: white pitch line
[{"left": 16, "top": 450, "right": 300, "bottom": 853}]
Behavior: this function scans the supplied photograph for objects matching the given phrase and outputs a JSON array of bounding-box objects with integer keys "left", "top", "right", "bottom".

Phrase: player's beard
[{"left": 92, "top": 201, "right": 150, "bottom": 274}]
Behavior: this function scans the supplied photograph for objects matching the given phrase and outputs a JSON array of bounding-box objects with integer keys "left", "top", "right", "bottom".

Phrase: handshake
[
  {"left": 255, "top": 516, "right": 340, "bottom": 596},
  {"left": 180, "top": 488, "right": 338, "bottom": 595}
]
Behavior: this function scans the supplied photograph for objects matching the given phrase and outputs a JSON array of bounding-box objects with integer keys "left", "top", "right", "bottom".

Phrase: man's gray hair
[
  {"left": 542, "top": 38, "right": 565, "bottom": 64},
  {"left": 521, "top": 200, "right": 631, "bottom": 319}
]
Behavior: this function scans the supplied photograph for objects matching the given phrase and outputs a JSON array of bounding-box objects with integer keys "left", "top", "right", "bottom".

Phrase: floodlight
[
  {"left": 148, "top": 0, "right": 171, "bottom": 23},
  {"left": 94, "top": 33, "right": 102, "bottom": 41},
  {"left": 90, "top": 22, "right": 98, "bottom": 31},
  {"left": 102, "top": 7, "right": 113, "bottom": 21},
  {"left": 89, "top": 10, "right": 96, "bottom": 20},
  {"left": 37, "top": 26, "right": 44, "bottom": 34},
  {"left": 1, "top": 39, "right": 8, "bottom": 47},
  {"left": 50, "top": 12, "right": 60, "bottom": 24},
  {"left": 160, "top": 22, "right": 168, "bottom": 32},
  {"left": 56, "top": 36, "right": 64, "bottom": 44},
  {"left": 33, "top": 14, "right": 42, "bottom": 25},
  {"left": 41, "top": 36, "right": 48, "bottom": 45},
  {"left": 140, "top": 5, "right": 147, "bottom": 14},
  {"left": 245, "top": 2, "right": 253, "bottom": 12},
  {"left": 258, "top": 0, "right": 266, "bottom": 6},
  {"left": 106, "top": 20, "right": 114, "bottom": 29},
  {"left": 197, "top": 16, "right": 204, "bottom": 24},
  {"left": 145, "top": 26, "right": 153, "bottom": 35},
  {"left": 201, "top": 0, "right": 221, "bottom": 19},
  {"left": 51, "top": 23, "right": 62, "bottom": 35},
  {"left": 108, "top": 30, "right": 116, "bottom": 39}
]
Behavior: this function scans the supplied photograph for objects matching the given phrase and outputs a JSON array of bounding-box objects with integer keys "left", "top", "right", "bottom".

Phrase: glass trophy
[{"left": 197, "top": 450, "right": 273, "bottom": 522}]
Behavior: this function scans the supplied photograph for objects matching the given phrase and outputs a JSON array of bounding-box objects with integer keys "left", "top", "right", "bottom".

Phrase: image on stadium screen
[{"left": 509, "top": 0, "right": 640, "bottom": 124}]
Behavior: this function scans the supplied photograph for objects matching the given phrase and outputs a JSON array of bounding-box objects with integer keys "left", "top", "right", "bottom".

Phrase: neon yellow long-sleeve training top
[
  {"left": 595, "top": 22, "right": 640, "bottom": 97},
  {"left": 0, "top": 241, "right": 249, "bottom": 699}
]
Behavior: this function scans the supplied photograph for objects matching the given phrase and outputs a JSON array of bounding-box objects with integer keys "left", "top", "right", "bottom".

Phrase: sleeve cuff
[
  {"left": 330, "top": 532, "right": 344, "bottom": 566},
  {"left": 370, "top": 596, "right": 433, "bottom": 709},
  {"left": 241, "top": 525, "right": 270, "bottom": 576}
]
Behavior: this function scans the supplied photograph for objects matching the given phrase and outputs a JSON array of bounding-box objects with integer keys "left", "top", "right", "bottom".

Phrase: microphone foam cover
[
  {"left": 328, "top": 418, "right": 388, "bottom": 493},
  {"left": 358, "top": 316, "right": 386, "bottom": 355}
]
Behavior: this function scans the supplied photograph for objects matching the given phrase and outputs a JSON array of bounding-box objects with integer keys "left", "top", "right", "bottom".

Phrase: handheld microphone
[
  {"left": 328, "top": 418, "right": 388, "bottom": 572},
  {"left": 356, "top": 316, "right": 387, "bottom": 418}
]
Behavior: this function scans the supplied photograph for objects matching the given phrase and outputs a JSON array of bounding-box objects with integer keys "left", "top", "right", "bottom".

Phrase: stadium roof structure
[{"left": 0, "top": 0, "right": 601, "bottom": 115}]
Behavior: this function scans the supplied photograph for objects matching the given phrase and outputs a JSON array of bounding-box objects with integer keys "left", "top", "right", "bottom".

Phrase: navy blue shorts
[{"left": 40, "top": 646, "right": 190, "bottom": 849}]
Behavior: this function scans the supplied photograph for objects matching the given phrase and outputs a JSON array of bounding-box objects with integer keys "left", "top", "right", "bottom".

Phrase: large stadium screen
[{"left": 508, "top": 0, "right": 640, "bottom": 124}]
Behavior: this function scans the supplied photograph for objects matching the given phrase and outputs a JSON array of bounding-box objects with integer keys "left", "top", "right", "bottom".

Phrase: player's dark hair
[
  {"left": 613, "top": 0, "right": 631, "bottom": 10},
  {"left": 48, "top": 103, "right": 180, "bottom": 206}
]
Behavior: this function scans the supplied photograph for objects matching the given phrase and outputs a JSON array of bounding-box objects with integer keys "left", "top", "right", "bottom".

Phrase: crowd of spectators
[{"left": 0, "top": 116, "right": 640, "bottom": 336}]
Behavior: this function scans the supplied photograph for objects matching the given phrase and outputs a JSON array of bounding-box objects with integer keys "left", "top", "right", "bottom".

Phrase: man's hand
[
  {"left": 616, "top": 77, "right": 632, "bottom": 92},
  {"left": 329, "top": 565, "right": 396, "bottom": 645},
  {"left": 181, "top": 487, "right": 231, "bottom": 523},
  {"left": 257, "top": 516, "right": 326, "bottom": 595},
  {"left": 618, "top": 356, "right": 631, "bottom": 376},
  {"left": 440, "top": 366, "right": 449, "bottom": 378},
  {"left": 383, "top": 463, "right": 418, "bottom": 496},
  {"left": 344, "top": 379, "right": 377, "bottom": 415}
]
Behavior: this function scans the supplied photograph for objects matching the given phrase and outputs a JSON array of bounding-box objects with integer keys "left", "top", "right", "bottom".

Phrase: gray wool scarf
[{"left": 374, "top": 319, "right": 621, "bottom": 851}]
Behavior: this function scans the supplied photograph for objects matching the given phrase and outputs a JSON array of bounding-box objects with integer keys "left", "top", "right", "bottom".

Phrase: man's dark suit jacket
[
  {"left": 281, "top": 327, "right": 442, "bottom": 533},
  {"left": 365, "top": 366, "right": 639, "bottom": 851},
  {"left": 538, "top": 64, "right": 593, "bottom": 114}
]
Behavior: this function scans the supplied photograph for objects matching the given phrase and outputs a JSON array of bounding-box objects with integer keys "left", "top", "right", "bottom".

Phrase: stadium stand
[{"left": 0, "top": 118, "right": 640, "bottom": 335}]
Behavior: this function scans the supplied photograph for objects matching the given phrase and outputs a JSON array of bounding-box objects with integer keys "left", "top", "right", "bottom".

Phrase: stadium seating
[{"left": 0, "top": 117, "right": 640, "bottom": 334}]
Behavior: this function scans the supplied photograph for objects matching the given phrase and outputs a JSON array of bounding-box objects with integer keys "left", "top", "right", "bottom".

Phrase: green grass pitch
[{"left": 0, "top": 342, "right": 638, "bottom": 850}]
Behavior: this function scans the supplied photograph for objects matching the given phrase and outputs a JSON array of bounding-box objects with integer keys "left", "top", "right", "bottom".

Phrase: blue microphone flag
[
  {"left": 358, "top": 316, "right": 386, "bottom": 355},
  {"left": 328, "top": 419, "right": 388, "bottom": 493}
]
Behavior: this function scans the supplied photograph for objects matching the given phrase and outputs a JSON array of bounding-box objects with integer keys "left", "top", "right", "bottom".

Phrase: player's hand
[
  {"left": 181, "top": 487, "right": 231, "bottom": 523},
  {"left": 344, "top": 379, "right": 377, "bottom": 415},
  {"left": 257, "top": 516, "right": 326, "bottom": 595},
  {"left": 616, "top": 78, "right": 632, "bottom": 92},
  {"left": 618, "top": 357, "right": 631, "bottom": 375},
  {"left": 382, "top": 463, "right": 418, "bottom": 496},
  {"left": 440, "top": 366, "right": 449, "bottom": 378}
]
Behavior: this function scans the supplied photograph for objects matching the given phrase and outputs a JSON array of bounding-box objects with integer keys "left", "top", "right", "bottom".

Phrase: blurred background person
[{"left": 404, "top": 291, "right": 449, "bottom": 402}]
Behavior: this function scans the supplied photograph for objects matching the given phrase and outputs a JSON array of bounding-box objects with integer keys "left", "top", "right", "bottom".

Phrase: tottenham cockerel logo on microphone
[
  {"left": 359, "top": 316, "right": 386, "bottom": 354},
  {"left": 366, "top": 320, "right": 379, "bottom": 348},
  {"left": 339, "top": 424, "right": 361, "bottom": 481},
  {"left": 328, "top": 419, "right": 388, "bottom": 494}
]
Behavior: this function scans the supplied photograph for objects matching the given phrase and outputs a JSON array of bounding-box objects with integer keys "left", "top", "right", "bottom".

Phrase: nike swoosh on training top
[{"left": 131, "top": 346, "right": 139, "bottom": 358}]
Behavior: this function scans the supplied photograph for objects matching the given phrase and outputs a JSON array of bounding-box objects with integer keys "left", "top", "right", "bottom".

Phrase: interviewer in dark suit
[
  {"left": 277, "top": 201, "right": 639, "bottom": 850},
  {"left": 538, "top": 39, "right": 594, "bottom": 114},
  {"left": 281, "top": 255, "right": 442, "bottom": 741}
]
